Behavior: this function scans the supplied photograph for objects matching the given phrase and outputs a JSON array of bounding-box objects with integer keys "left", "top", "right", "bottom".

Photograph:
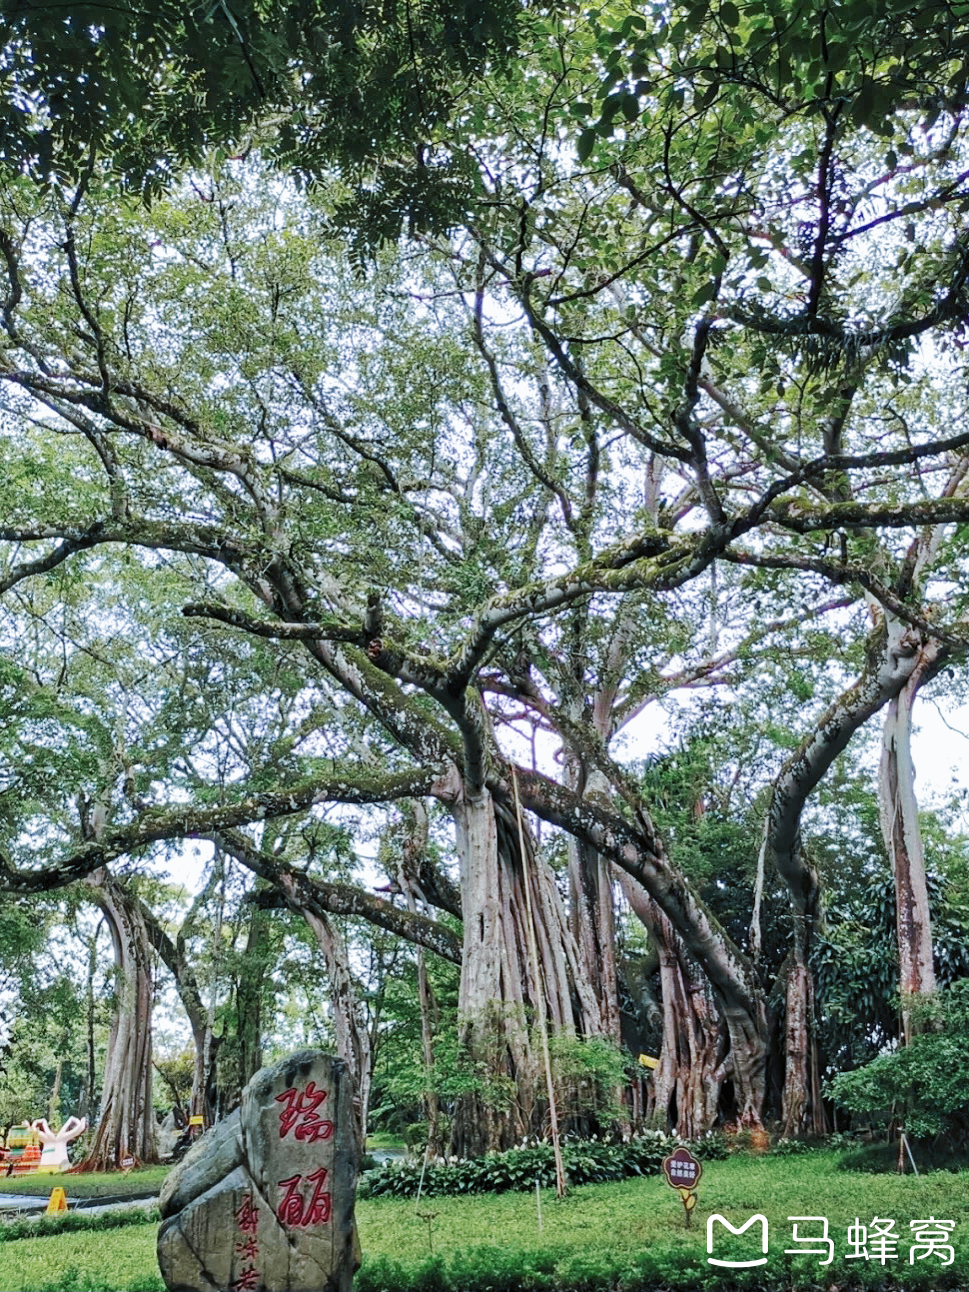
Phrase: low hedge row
[
  {"left": 359, "top": 1133, "right": 726, "bottom": 1199},
  {"left": 0, "top": 1205, "right": 159, "bottom": 1243}
]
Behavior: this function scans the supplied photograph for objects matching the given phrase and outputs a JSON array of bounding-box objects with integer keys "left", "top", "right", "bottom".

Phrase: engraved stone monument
[{"left": 157, "top": 1050, "right": 360, "bottom": 1292}]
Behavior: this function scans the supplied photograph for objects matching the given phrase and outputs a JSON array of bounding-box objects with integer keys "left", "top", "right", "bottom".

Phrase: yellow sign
[
  {"left": 638, "top": 1053, "right": 658, "bottom": 1070},
  {"left": 45, "top": 1187, "right": 68, "bottom": 1214},
  {"left": 189, "top": 1115, "right": 204, "bottom": 1126}
]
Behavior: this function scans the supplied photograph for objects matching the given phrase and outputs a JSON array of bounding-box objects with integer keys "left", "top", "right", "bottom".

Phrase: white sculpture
[{"left": 31, "top": 1117, "right": 88, "bottom": 1172}]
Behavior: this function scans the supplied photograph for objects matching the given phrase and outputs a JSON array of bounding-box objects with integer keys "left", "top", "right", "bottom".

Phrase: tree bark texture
[
  {"left": 618, "top": 871, "right": 726, "bottom": 1134},
  {"left": 564, "top": 638, "right": 631, "bottom": 1053},
  {"left": 235, "top": 903, "right": 270, "bottom": 1093},
  {"left": 78, "top": 919, "right": 102, "bottom": 1123},
  {"left": 396, "top": 801, "right": 443, "bottom": 1157},
  {"left": 450, "top": 782, "right": 603, "bottom": 1154},
  {"left": 568, "top": 778, "right": 621, "bottom": 1046},
  {"left": 77, "top": 869, "right": 157, "bottom": 1169},
  {"left": 291, "top": 891, "right": 372, "bottom": 1140},
  {"left": 521, "top": 767, "right": 769, "bottom": 1124},
  {"left": 653, "top": 912, "right": 725, "bottom": 1136},
  {"left": 138, "top": 896, "right": 220, "bottom": 1121},
  {"left": 757, "top": 616, "right": 922, "bottom": 1133},
  {"left": 878, "top": 641, "right": 943, "bottom": 1040}
]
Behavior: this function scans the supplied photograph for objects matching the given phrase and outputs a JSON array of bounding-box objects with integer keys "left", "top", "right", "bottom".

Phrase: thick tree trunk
[
  {"left": 879, "top": 643, "right": 942, "bottom": 1041},
  {"left": 236, "top": 904, "right": 269, "bottom": 1090},
  {"left": 77, "top": 919, "right": 102, "bottom": 1123},
  {"left": 77, "top": 869, "right": 156, "bottom": 1170},
  {"left": 452, "top": 785, "right": 534, "bottom": 1155},
  {"left": 450, "top": 781, "right": 603, "bottom": 1154},
  {"left": 619, "top": 872, "right": 726, "bottom": 1134},
  {"left": 566, "top": 638, "right": 631, "bottom": 1052},
  {"left": 521, "top": 765, "right": 770, "bottom": 1125},
  {"left": 569, "top": 835, "right": 627, "bottom": 1130},
  {"left": 397, "top": 802, "right": 443, "bottom": 1157},
  {"left": 653, "top": 914, "right": 725, "bottom": 1136},
  {"left": 757, "top": 616, "right": 921, "bottom": 1134},
  {"left": 138, "top": 895, "right": 220, "bottom": 1123},
  {"left": 568, "top": 833, "right": 621, "bottom": 1044},
  {"left": 779, "top": 881, "right": 827, "bottom": 1135}
]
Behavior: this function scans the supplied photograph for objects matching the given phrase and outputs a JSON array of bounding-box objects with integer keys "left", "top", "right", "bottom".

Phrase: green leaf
[
  {"left": 576, "top": 128, "right": 597, "bottom": 163},
  {"left": 852, "top": 77, "right": 875, "bottom": 127},
  {"left": 692, "top": 281, "right": 718, "bottom": 306}
]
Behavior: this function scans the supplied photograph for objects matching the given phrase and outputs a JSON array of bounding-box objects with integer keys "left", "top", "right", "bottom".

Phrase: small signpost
[{"left": 662, "top": 1147, "right": 702, "bottom": 1227}]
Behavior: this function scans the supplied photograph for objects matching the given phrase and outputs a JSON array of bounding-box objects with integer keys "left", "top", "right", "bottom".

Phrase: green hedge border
[{"left": 0, "top": 1205, "right": 159, "bottom": 1243}]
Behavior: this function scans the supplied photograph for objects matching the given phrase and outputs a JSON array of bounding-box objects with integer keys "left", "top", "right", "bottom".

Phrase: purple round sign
[{"left": 662, "top": 1147, "right": 702, "bottom": 1190}]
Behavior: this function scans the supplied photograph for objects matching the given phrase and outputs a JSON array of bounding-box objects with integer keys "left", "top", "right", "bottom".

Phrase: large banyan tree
[{"left": 2, "top": 0, "right": 969, "bottom": 1150}]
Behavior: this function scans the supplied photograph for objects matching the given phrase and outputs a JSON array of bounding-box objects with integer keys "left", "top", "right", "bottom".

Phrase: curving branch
[
  {"left": 182, "top": 602, "right": 364, "bottom": 643},
  {"left": 0, "top": 765, "right": 439, "bottom": 894},
  {"left": 766, "top": 493, "right": 969, "bottom": 533},
  {"left": 721, "top": 548, "right": 968, "bottom": 645},
  {"left": 499, "top": 762, "right": 760, "bottom": 1020},
  {"left": 212, "top": 828, "right": 462, "bottom": 963}
]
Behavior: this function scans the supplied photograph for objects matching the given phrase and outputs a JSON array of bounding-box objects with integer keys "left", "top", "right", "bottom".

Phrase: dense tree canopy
[
  {"left": 2, "top": 0, "right": 969, "bottom": 1160},
  {"left": 0, "top": 0, "right": 528, "bottom": 248}
]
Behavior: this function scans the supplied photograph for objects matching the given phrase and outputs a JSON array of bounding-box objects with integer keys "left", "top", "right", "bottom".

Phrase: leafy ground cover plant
[
  {"left": 0, "top": 1206, "right": 159, "bottom": 1244},
  {"left": 359, "top": 1132, "right": 727, "bottom": 1199},
  {"left": 0, "top": 1224, "right": 163, "bottom": 1292}
]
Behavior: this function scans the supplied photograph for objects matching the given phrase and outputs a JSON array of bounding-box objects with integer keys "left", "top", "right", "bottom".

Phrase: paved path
[{"left": 0, "top": 1193, "right": 46, "bottom": 1211}]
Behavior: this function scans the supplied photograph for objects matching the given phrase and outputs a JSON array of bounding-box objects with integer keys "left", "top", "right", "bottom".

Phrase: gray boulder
[{"left": 158, "top": 1050, "right": 360, "bottom": 1292}]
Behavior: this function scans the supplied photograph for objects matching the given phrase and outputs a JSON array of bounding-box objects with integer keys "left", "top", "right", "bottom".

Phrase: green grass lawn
[
  {"left": 356, "top": 1153, "right": 969, "bottom": 1288},
  {"left": 0, "top": 1223, "right": 161, "bottom": 1291},
  {"left": 364, "top": 1133, "right": 407, "bottom": 1152},
  {"left": 1, "top": 1152, "right": 968, "bottom": 1291}
]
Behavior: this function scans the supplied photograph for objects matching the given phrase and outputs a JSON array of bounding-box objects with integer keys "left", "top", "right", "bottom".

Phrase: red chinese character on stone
[
  {"left": 276, "top": 1167, "right": 331, "bottom": 1228},
  {"left": 276, "top": 1174, "right": 306, "bottom": 1228},
  {"left": 231, "top": 1264, "right": 260, "bottom": 1292},
  {"left": 235, "top": 1194, "right": 259, "bottom": 1235},
  {"left": 303, "top": 1167, "right": 332, "bottom": 1224},
  {"left": 275, "top": 1081, "right": 334, "bottom": 1142},
  {"left": 235, "top": 1237, "right": 260, "bottom": 1262}
]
